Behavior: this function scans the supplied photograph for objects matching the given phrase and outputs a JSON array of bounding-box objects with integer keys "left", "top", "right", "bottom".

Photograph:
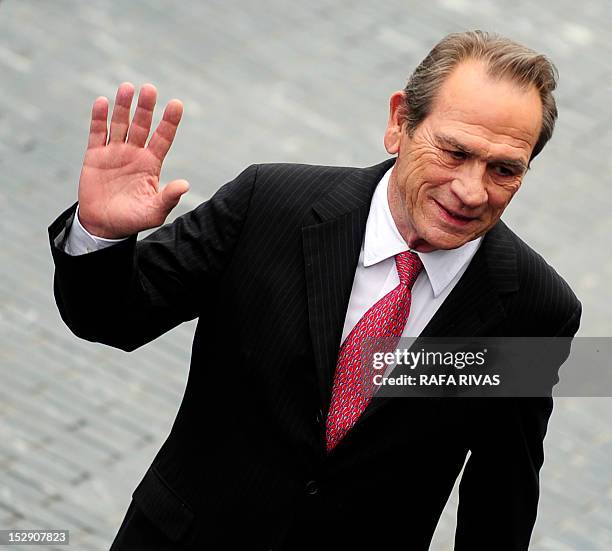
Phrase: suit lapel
[
  {"left": 420, "top": 220, "right": 519, "bottom": 338},
  {"left": 302, "top": 158, "right": 396, "bottom": 414}
]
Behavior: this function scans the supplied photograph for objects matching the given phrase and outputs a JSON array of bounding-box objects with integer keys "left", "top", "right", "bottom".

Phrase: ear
[{"left": 384, "top": 91, "right": 408, "bottom": 155}]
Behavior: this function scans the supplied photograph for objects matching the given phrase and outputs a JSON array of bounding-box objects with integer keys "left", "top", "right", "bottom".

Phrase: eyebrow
[{"left": 435, "top": 134, "right": 529, "bottom": 174}]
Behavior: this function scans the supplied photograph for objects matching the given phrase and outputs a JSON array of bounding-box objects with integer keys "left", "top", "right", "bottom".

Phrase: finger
[
  {"left": 87, "top": 96, "right": 109, "bottom": 149},
  {"left": 146, "top": 99, "right": 183, "bottom": 162},
  {"left": 108, "top": 82, "right": 135, "bottom": 143},
  {"left": 127, "top": 83, "right": 157, "bottom": 147},
  {"left": 160, "top": 179, "right": 190, "bottom": 211}
]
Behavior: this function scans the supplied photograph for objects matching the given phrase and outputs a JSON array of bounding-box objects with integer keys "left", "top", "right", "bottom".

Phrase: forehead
[{"left": 424, "top": 60, "right": 543, "bottom": 159}]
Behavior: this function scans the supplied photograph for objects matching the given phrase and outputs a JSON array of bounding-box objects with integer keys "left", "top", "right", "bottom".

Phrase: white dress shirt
[{"left": 64, "top": 167, "right": 482, "bottom": 342}]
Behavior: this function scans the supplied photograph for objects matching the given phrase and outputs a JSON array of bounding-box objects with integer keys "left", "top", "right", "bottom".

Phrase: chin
[
  {"left": 419, "top": 228, "right": 473, "bottom": 251},
  {"left": 432, "top": 240, "right": 467, "bottom": 251}
]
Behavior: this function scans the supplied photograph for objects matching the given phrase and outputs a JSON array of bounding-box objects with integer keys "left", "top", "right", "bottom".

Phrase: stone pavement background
[{"left": 0, "top": 0, "right": 611, "bottom": 549}]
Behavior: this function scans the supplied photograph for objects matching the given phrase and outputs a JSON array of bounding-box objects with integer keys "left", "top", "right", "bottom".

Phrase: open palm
[{"left": 77, "top": 82, "right": 189, "bottom": 239}]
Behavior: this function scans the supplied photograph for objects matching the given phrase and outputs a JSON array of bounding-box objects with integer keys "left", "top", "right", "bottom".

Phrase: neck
[{"left": 387, "top": 170, "right": 437, "bottom": 253}]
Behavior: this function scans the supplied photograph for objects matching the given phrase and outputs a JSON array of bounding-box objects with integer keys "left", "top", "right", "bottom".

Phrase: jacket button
[{"left": 305, "top": 480, "right": 319, "bottom": 495}]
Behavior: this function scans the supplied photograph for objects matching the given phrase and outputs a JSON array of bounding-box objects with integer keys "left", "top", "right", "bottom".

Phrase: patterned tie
[{"left": 325, "top": 250, "right": 423, "bottom": 452}]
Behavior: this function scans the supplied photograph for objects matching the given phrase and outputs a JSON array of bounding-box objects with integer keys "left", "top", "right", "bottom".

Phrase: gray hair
[{"left": 400, "top": 30, "right": 559, "bottom": 160}]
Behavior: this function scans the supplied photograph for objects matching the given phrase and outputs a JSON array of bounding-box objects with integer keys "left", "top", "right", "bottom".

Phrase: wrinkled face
[{"left": 385, "top": 60, "right": 543, "bottom": 252}]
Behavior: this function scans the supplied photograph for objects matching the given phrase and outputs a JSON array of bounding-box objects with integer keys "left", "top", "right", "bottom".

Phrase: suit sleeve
[
  {"left": 48, "top": 164, "right": 257, "bottom": 352},
  {"left": 454, "top": 302, "right": 582, "bottom": 551}
]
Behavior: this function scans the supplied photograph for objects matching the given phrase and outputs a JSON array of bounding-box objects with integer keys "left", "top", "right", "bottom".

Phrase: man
[{"left": 48, "top": 31, "right": 581, "bottom": 550}]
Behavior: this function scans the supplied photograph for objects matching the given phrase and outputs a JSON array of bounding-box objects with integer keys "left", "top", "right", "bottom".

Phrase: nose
[{"left": 449, "top": 162, "right": 488, "bottom": 209}]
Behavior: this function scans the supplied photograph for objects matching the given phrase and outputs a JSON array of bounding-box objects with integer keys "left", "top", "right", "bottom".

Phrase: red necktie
[{"left": 325, "top": 250, "right": 423, "bottom": 452}]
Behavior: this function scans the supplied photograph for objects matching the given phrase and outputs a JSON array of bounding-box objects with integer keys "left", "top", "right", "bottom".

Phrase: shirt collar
[{"left": 363, "top": 166, "right": 482, "bottom": 297}]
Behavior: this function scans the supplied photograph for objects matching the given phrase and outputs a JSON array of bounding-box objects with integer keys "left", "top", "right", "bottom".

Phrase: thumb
[{"left": 160, "top": 179, "right": 190, "bottom": 211}]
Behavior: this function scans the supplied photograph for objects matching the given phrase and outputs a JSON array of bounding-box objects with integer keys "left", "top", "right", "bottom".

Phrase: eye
[
  {"left": 492, "top": 165, "right": 516, "bottom": 177},
  {"left": 445, "top": 149, "right": 467, "bottom": 161}
]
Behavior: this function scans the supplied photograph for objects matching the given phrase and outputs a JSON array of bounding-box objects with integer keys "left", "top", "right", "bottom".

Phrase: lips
[{"left": 433, "top": 199, "right": 478, "bottom": 226}]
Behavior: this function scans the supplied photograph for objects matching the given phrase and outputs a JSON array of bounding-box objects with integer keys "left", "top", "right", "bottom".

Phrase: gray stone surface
[{"left": 0, "top": 0, "right": 610, "bottom": 549}]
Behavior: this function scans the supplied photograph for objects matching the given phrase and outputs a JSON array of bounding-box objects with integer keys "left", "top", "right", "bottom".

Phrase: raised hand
[{"left": 77, "top": 82, "right": 189, "bottom": 238}]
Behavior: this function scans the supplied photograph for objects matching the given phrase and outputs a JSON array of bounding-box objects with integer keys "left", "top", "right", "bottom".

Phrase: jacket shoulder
[
  {"left": 244, "top": 162, "right": 360, "bottom": 221},
  {"left": 254, "top": 162, "right": 357, "bottom": 194},
  {"left": 496, "top": 221, "right": 581, "bottom": 335}
]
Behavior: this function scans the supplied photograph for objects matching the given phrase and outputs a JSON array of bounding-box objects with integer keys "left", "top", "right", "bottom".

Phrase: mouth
[{"left": 433, "top": 200, "right": 478, "bottom": 227}]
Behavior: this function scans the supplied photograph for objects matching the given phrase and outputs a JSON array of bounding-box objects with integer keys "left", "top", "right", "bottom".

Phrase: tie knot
[{"left": 395, "top": 250, "right": 423, "bottom": 288}]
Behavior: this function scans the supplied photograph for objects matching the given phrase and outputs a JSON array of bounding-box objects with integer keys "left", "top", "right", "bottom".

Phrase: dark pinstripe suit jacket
[{"left": 49, "top": 158, "right": 581, "bottom": 550}]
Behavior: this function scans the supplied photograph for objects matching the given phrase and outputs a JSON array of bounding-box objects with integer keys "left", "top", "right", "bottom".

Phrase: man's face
[{"left": 385, "top": 60, "right": 543, "bottom": 252}]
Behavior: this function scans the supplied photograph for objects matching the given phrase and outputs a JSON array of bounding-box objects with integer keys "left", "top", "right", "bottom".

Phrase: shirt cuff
[{"left": 64, "top": 204, "right": 129, "bottom": 256}]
